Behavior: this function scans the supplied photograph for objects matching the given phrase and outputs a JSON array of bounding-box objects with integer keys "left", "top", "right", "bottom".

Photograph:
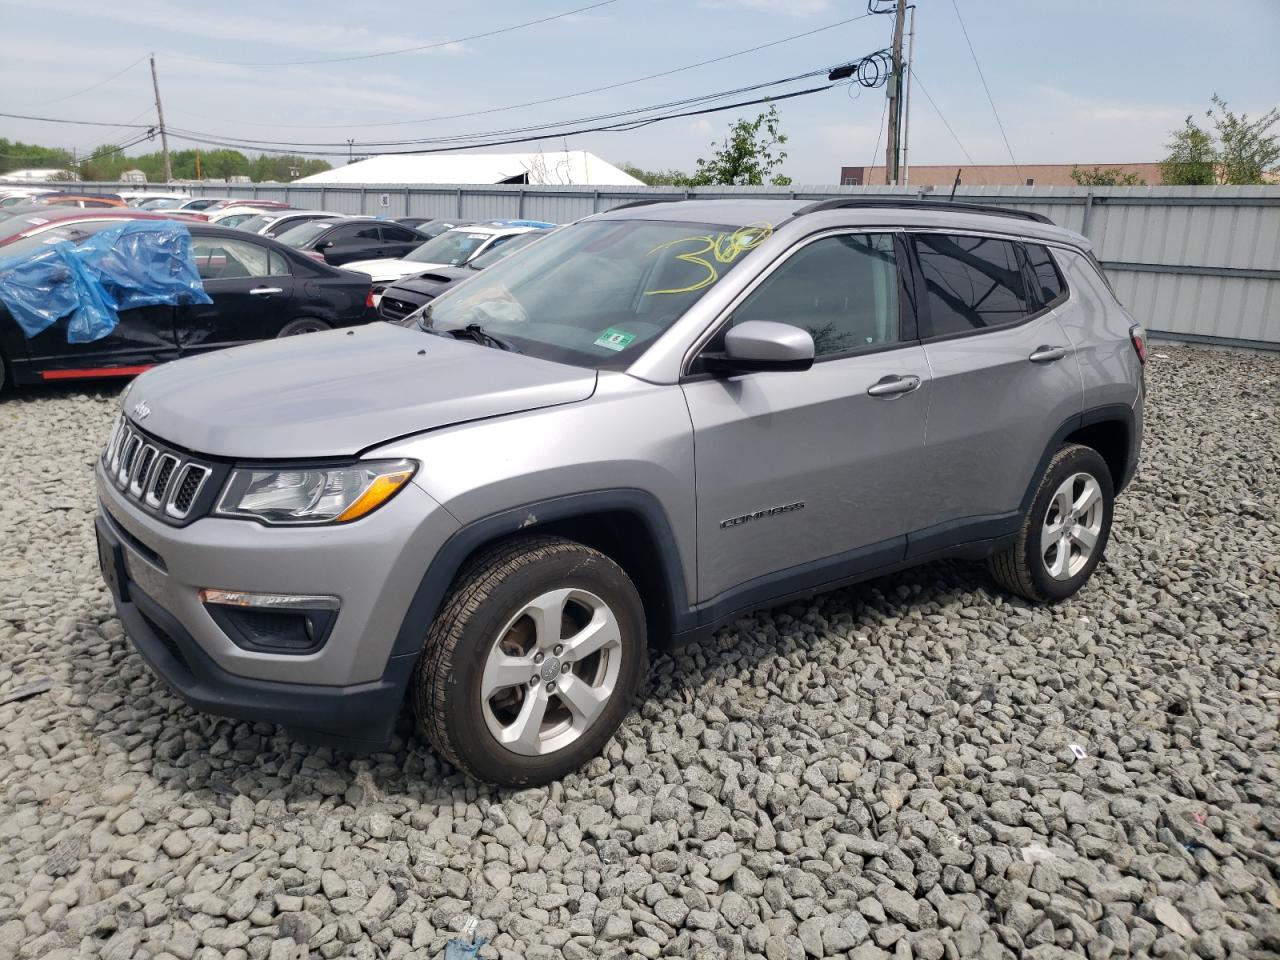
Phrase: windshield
[
  {"left": 418, "top": 218, "right": 771, "bottom": 369},
  {"left": 404, "top": 228, "right": 494, "bottom": 265},
  {"left": 138, "top": 197, "right": 182, "bottom": 209},
  {"left": 468, "top": 230, "right": 545, "bottom": 269},
  {"left": 275, "top": 220, "right": 333, "bottom": 248},
  {"left": 236, "top": 214, "right": 273, "bottom": 232}
]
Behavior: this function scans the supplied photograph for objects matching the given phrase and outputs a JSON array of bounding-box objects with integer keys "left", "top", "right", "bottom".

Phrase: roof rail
[
  {"left": 794, "top": 197, "right": 1054, "bottom": 225},
  {"left": 605, "top": 196, "right": 689, "bottom": 212}
]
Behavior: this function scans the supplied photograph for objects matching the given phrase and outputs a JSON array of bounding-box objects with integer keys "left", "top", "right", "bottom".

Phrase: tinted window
[
  {"left": 915, "top": 234, "right": 1029, "bottom": 336},
  {"left": 275, "top": 220, "right": 333, "bottom": 248},
  {"left": 382, "top": 225, "right": 418, "bottom": 242},
  {"left": 191, "top": 238, "right": 274, "bottom": 280},
  {"left": 730, "top": 233, "right": 899, "bottom": 356},
  {"left": 1025, "top": 244, "right": 1065, "bottom": 306},
  {"left": 268, "top": 250, "right": 291, "bottom": 276}
]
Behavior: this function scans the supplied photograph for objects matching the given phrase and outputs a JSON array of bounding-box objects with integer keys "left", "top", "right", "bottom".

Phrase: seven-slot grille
[{"left": 103, "top": 417, "right": 212, "bottom": 521}]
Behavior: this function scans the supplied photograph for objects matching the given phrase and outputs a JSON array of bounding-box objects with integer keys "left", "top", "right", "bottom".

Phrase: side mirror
[
  {"left": 703, "top": 320, "right": 815, "bottom": 375},
  {"left": 316, "top": 240, "right": 334, "bottom": 250}
]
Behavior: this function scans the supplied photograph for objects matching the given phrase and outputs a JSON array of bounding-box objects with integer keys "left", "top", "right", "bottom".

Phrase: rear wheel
[
  {"left": 412, "top": 536, "right": 646, "bottom": 785},
  {"left": 989, "top": 443, "right": 1114, "bottom": 602},
  {"left": 277, "top": 318, "right": 331, "bottom": 337}
]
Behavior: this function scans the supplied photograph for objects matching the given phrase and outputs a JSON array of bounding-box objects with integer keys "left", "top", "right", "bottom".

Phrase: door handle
[
  {"left": 249, "top": 287, "right": 283, "bottom": 296},
  {"left": 866, "top": 374, "right": 922, "bottom": 398},
  {"left": 1029, "top": 345, "right": 1067, "bottom": 363}
]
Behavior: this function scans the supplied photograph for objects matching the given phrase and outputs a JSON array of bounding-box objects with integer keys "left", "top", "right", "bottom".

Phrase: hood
[
  {"left": 344, "top": 258, "right": 442, "bottom": 282},
  {"left": 127, "top": 323, "right": 598, "bottom": 459},
  {"left": 389, "top": 265, "right": 472, "bottom": 296}
]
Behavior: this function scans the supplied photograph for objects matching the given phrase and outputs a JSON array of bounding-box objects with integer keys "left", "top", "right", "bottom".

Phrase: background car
[
  {"left": 344, "top": 220, "right": 554, "bottom": 296},
  {"left": 132, "top": 195, "right": 190, "bottom": 210},
  {"left": 29, "top": 192, "right": 128, "bottom": 208},
  {"left": 0, "top": 223, "right": 375, "bottom": 388},
  {"left": 377, "top": 229, "right": 548, "bottom": 321},
  {"left": 233, "top": 210, "right": 341, "bottom": 238},
  {"left": 395, "top": 217, "right": 435, "bottom": 230},
  {"left": 273, "top": 216, "right": 426, "bottom": 267},
  {"left": 0, "top": 207, "right": 198, "bottom": 248},
  {"left": 177, "top": 197, "right": 228, "bottom": 211},
  {"left": 205, "top": 206, "right": 281, "bottom": 227}
]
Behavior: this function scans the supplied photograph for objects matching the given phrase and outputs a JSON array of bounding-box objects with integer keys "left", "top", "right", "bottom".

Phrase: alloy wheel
[{"left": 1041, "top": 472, "right": 1104, "bottom": 580}]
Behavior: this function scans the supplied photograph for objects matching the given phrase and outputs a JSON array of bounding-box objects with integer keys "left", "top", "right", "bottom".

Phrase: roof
[
  {"left": 295, "top": 151, "right": 644, "bottom": 187},
  {"left": 594, "top": 197, "right": 1087, "bottom": 248}
]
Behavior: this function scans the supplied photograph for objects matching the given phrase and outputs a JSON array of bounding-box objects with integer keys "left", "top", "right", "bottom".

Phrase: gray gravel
[{"left": 1, "top": 346, "right": 1278, "bottom": 960}]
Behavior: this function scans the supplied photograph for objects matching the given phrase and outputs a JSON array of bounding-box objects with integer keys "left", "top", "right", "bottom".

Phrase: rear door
[
  {"left": 681, "top": 231, "right": 932, "bottom": 605},
  {"left": 18, "top": 305, "right": 178, "bottom": 380},
  {"left": 909, "top": 231, "right": 1083, "bottom": 553},
  {"left": 177, "top": 235, "right": 296, "bottom": 354}
]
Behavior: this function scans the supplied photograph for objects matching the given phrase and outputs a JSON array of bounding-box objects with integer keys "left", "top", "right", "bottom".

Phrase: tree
[
  {"left": 618, "top": 162, "right": 692, "bottom": 187},
  {"left": 689, "top": 104, "right": 792, "bottom": 186},
  {"left": 1159, "top": 96, "right": 1280, "bottom": 185},
  {"left": 1070, "top": 166, "right": 1146, "bottom": 186},
  {"left": 1160, "top": 117, "right": 1217, "bottom": 185},
  {"left": 1209, "top": 95, "right": 1280, "bottom": 185},
  {"left": 0, "top": 139, "right": 73, "bottom": 176}
]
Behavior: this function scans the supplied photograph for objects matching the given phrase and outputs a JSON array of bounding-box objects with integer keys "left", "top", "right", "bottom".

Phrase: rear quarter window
[{"left": 1025, "top": 243, "right": 1068, "bottom": 307}]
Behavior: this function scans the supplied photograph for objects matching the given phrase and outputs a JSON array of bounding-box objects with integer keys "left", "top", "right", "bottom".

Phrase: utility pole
[
  {"left": 884, "top": 0, "right": 907, "bottom": 185},
  {"left": 347, "top": 139, "right": 355, "bottom": 164},
  {"left": 901, "top": 5, "right": 917, "bottom": 185},
  {"left": 149, "top": 54, "right": 172, "bottom": 183}
]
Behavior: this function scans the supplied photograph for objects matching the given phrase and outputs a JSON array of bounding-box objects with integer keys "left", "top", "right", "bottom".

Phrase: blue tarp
[{"left": 0, "top": 220, "right": 212, "bottom": 343}]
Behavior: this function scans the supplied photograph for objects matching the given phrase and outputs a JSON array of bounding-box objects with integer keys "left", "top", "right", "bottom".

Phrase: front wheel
[
  {"left": 277, "top": 318, "right": 331, "bottom": 337},
  {"left": 989, "top": 443, "right": 1114, "bottom": 602},
  {"left": 412, "top": 536, "right": 646, "bottom": 785}
]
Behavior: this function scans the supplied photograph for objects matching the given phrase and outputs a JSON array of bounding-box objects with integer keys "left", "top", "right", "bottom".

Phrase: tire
[
  {"left": 276, "top": 318, "right": 331, "bottom": 337},
  {"left": 412, "top": 535, "right": 647, "bottom": 786},
  {"left": 989, "top": 443, "right": 1115, "bottom": 603}
]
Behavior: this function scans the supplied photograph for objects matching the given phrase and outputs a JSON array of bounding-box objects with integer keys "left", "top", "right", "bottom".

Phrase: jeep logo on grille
[{"left": 131, "top": 401, "right": 151, "bottom": 420}]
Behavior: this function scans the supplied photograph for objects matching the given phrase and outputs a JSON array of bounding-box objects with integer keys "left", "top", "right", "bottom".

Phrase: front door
[
  {"left": 681, "top": 231, "right": 931, "bottom": 606},
  {"left": 908, "top": 232, "right": 1084, "bottom": 547},
  {"left": 178, "top": 235, "right": 296, "bottom": 354},
  {"left": 22, "top": 304, "right": 179, "bottom": 380}
]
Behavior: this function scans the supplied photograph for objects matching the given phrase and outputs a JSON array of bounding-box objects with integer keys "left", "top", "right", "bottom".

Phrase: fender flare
[
  {"left": 1020, "top": 403, "right": 1137, "bottom": 517},
  {"left": 387, "top": 488, "right": 693, "bottom": 661}
]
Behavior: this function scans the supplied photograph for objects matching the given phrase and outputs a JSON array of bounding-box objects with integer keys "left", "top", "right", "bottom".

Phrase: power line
[
  {"left": 165, "top": 66, "right": 837, "bottom": 150},
  {"left": 870, "top": 95, "right": 888, "bottom": 171},
  {"left": 950, "top": 0, "right": 1018, "bottom": 175},
  {"left": 164, "top": 84, "right": 837, "bottom": 158},
  {"left": 29, "top": 56, "right": 149, "bottom": 106},
  {"left": 75, "top": 106, "right": 157, "bottom": 156},
  {"left": 907, "top": 68, "right": 976, "bottom": 166},
  {"left": 174, "top": 10, "right": 876, "bottom": 130},
  {"left": 0, "top": 111, "right": 154, "bottom": 129},
  {"left": 185, "top": 0, "right": 620, "bottom": 67}
]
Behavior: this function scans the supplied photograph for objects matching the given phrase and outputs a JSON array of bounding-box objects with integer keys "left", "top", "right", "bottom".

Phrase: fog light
[
  {"left": 200, "top": 589, "right": 340, "bottom": 654},
  {"left": 199, "top": 588, "right": 339, "bottom": 610}
]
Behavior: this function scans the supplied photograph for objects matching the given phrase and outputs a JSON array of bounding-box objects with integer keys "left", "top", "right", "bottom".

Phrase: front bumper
[{"left": 95, "top": 458, "right": 459, "bottom": 747}]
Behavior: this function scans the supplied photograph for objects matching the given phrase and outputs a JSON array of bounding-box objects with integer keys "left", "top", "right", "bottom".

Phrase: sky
[{"left": 1, "top": 0, "right": 1278, "bottom": 184}]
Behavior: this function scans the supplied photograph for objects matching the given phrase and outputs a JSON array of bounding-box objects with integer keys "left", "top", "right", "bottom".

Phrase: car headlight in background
[{"left": 215, "top": 460, "right": 417, "bottom": 525}]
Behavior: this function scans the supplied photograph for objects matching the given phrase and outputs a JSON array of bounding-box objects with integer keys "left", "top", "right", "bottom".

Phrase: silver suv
[{"left": 95, "top": 198, "right": 1145, "bottom": 785}]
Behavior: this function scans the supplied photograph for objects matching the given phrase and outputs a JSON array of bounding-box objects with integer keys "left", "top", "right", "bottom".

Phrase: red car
[{"left": 0, "top": 208, "right": 202, "bottom": 250}]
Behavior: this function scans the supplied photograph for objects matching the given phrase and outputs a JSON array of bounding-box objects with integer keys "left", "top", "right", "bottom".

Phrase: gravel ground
[{"left": 0, "top": 346, "right": 1278, "bottom": 960}]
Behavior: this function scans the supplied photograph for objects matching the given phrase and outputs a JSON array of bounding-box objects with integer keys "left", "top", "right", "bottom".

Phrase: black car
[
  {"left": 274, "top": 217, "right": 426, "bottom": 267},
  {"left": 0, "top": 224, "right": 374, "bottom": 388},
  {"left": 377, "top": 229, "right": 547, "bottom": 322}
]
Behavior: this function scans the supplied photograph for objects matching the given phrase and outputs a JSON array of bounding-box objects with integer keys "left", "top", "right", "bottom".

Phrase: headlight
[{"left": 215, "top": 459, "right": 417, "bottom": 525}]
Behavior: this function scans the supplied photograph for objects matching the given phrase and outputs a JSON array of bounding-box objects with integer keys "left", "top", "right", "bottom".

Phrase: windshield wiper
[{"left": 450, "top": 323, "right": 519, "bottom": 352}]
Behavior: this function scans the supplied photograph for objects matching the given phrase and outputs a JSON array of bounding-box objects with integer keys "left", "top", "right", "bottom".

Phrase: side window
[
  {"left": 354, "top": 225, "right": 382, "bottom": 240},
  {"left": 729, "top": 233, "right": 899, "bottom": 357},
  {"left": 382, "top": 225, "right": 417, "bottom": 242},
  {"left": 268, "top": 250, "right": 291, "bottom": 276},
  {"left": 1024, "top": 243, "right": 1066, "bottom": 307},
  {"left": 190, "top": 238, "right": 273, "bottom": 280},
  {"left": 914, "top": 234, "right": 1030, "bottom": 336}
]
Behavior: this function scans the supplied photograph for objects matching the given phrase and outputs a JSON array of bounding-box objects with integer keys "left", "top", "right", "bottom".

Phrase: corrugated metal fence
[{"left": 22, "top": 181, "right": 1280, "bottom": 348}]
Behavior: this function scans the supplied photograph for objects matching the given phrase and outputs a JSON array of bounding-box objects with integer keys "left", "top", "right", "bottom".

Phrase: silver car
[{"left": 95, "top": 198, "right": 1145, "bottom": 785}]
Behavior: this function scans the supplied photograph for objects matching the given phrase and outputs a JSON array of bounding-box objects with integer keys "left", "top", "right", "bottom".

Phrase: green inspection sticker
[{"left": 593, "top": 328, "right": 636, "bottom": 351}]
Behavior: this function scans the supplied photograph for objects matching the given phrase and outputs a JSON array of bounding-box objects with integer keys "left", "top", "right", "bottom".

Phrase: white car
[
  {"left": 205, "top": 206, "right": 288, "bottom": 228},
  {"left": 233, "top": 210, "right": 343, "bottom": 238},
  {"left": 343, "top": 221, "right": 555, "bottom": 298},
  {"left": 128, "top": 194, "right": 191, "bottom": 209}
]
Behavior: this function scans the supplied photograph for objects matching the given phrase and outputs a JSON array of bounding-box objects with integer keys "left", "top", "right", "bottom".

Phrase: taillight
[
  {"left": 1129, "top": 324, "right": 1147, "bottom": 365},
  {"left": 365, "top": 287, "right": 375, "bottom": 309}
]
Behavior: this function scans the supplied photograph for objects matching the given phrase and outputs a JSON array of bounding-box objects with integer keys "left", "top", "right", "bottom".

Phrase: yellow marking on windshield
[{"left": 643, "top": 222, "right": 773, "bottom": 296}]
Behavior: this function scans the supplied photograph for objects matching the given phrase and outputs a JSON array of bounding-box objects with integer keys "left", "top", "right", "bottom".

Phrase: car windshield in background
[
  {"left": 0, "top": 220, "right": 118, "bottom": 257},
  {"left": 275, "top": 220, "right": 332, "bottom": 248},
  {"left": 467, "top": 231, "right": 545, "bottom": 269},
  {"left": 404, "top": 229, "right": 491, "bottom": 265},
  {"left": 236, "top": 214, "right": 274, "bottom": 232},
  {"left": 419, "top": 218, "right": 771, "bottom": 369}
]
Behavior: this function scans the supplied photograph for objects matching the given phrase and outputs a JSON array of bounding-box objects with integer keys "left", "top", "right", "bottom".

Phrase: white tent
[{"left": 295, "top": 150, "right": 642, "bottom": 187}]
